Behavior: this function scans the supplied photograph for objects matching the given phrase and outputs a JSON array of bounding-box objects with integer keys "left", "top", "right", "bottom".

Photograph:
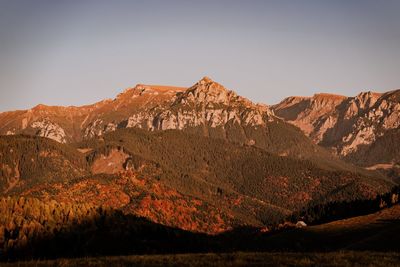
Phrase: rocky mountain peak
[
  {"left": 195, "top": 76, "right": 227, "bottom": 92},
  {"left": 198, "top": 76, "right": 213, "bottom": 84},
  {"left": 32, "top": 104, "right": 48, "bottom": 110},
  {"left": 124, "top": 77, "right": 275, "bottom": 133},
  {"left": 352, "top": 91, "right": 381, "bottom": 109},
  {"left": 174, "top": 76, "right": 238, "bottom": 107}
]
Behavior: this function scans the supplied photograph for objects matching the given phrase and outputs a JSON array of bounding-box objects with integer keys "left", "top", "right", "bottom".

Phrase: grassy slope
[{"left": 257, "top": 204, "right": 400, "bottom": 252}]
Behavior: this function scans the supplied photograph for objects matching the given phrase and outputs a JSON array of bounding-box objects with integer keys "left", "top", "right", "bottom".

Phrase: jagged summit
[
  {"left": 355, "top": 91, "right": 381, "bottom": 98},
  {"left": 32, "top": 104, "right": 48, "bottom": 109},
  {"left": 199, "top": 76, "right": 213, "bottom": 84},
  {"left": 123, "top": 76, "right": 275, "bottom": 132},
  {"left": 175, "top": 76, "right": 235, "bottom": 105},
  {"left": 354, "top": 91, "right": 382, "bottom": 102},
  {"left": 116, "top": 77, "right": 228, "bottom": 103},
  {"left": 192, "top": 76, "right": 229, "bottom": 92}
]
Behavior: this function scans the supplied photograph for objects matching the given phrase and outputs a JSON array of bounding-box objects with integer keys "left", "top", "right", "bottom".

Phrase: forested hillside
[{"left": 0, "top": 135, "right": 88, "bottom": 194}]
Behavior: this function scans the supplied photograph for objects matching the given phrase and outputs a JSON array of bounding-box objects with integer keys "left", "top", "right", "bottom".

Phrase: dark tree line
[
  {"left": 0, "top": 196, "right": 215, "bottom": 261},
  {"left": 290, "top": 185, "right": 400, "bottom": 225}
]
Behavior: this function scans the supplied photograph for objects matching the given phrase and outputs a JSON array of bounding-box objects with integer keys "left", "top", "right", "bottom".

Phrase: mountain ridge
[
  {"left": 1, "top": 78, "right": 397, "bottom": 175},
  {"left": 0, "top": 77, "right": 274, "bottom": 143},
  {"left": 273, "top": 89, "right": 400, "bottom": 178}
]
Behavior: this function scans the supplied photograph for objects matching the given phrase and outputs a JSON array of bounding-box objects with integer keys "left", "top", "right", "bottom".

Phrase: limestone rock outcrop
[
  {"left": 0, "top": 77, "right": 276, "bottom": 145},
  {"left": 273, "top": 89, "right": 400, "bottom": 170}
]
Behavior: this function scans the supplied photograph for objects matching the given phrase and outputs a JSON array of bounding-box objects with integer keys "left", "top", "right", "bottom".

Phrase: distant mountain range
[{"left": 0, "top": 77, "right": 398, "bottom": 236}]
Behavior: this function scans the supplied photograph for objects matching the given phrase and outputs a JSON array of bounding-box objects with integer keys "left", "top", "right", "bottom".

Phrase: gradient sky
[{"left": 1, "top": 0, "right": 399, "bottom": 111}]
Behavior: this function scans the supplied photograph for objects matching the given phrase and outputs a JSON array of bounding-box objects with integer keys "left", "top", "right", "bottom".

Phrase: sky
[{"left": 0, "top": 0, "right": 399, "bottom": 111}]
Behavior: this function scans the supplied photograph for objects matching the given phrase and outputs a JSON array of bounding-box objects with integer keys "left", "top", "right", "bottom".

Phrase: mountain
[
  {"left": 3, "top": 76, "right": 271, "bottom": 143},
  {"left": 0, "top": 77, "right": 274, "bottom": 143},
  {"left": 0, "top": 77, "right": 374, "bottom": 173},
  {"left": 0, "top": 78, "right": 395, "bottom": 232},
  {"left": 0, "top": 77, "right": 398, "bottom": 262},
  {"left": 272, "top": 90, "right": 400, "bottom": 178}
]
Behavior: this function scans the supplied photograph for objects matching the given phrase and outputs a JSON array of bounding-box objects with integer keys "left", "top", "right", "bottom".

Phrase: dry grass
[{"left": 2, "top": 252, "right": 400, "bottom": 267}]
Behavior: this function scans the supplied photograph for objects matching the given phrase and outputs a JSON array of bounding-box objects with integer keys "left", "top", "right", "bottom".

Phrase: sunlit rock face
[
  {"left": 0, "top": 77, "right": 276, "bottom": 145},
  {"left": 273, "top": 89, "right": 400, "bottom": 166},
  {"left": 31, "top": 119, "right": 67, "bottom": 143},
  {"left": 124, "top": 77, "right": 275, "bottom": 132}
]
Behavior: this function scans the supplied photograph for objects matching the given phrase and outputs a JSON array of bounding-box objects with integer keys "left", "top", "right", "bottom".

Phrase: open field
[{"left": 2, "top": 252, "right": 400, "bottom": 267}]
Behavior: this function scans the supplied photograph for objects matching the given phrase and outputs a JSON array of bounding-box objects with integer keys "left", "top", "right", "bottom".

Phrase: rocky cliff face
[
  {"left": 1, "top": 77, "right": 379, "bottom": 170},
  {"left": 124, "top": 77, "right": 274, "bottom": 132},
  {"left": 31, "top": 119, "right": 67, "bottom": 143},
  {"left": 0, "top": 77, "right": 276, "bottom": 144},
  {"left": 273, "top": 90, "right": 400, "bottom": 171}
]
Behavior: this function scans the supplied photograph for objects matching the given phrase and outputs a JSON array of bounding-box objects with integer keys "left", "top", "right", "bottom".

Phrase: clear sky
[{"left": 0, "top": 0, "right": 399, "bottom": 111}]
